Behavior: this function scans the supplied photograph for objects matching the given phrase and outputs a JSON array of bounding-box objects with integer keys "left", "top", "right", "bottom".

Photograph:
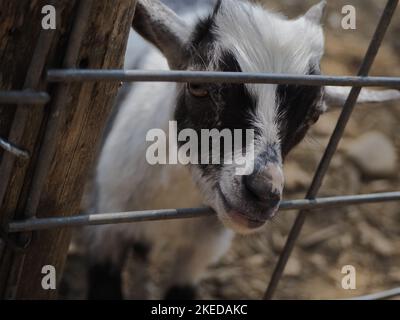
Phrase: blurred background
[{"left": 61, "top": 0, "right": 400, "bottom": 299}]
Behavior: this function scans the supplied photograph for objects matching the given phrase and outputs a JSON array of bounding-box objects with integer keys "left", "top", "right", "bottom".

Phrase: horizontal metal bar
[
  {"left": 349, "top": 287, "right": 400, "bottom": 300},
  {"left": 7, "top": 192, "right": 400, "bottom": 233},
  {"left": 0, "top": 91, "right": 50, "bottom": 105},
  {"left": 47, "top": 69, "right": 400, "bottom": 87},
  {"left": 0, "top": 137, "right": 30, "bottom": 159}
]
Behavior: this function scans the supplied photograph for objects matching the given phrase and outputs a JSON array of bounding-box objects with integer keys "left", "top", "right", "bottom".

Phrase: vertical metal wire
[
  {"left": 264, "top": 0, "right": 399, "bottom": 299},
  {"left": 0, "top": 31, "right": 55, "bottom": 212},
  {"left": 24, "top": 0, "right": 94, "bottom": 220},
  {"left": 0, "top": 20, "right": 56, "bottom": 281}
]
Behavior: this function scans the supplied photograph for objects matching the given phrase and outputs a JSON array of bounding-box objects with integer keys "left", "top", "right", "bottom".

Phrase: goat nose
[{"left": 243, "top": 163, "right": 284, "bottom": 206}]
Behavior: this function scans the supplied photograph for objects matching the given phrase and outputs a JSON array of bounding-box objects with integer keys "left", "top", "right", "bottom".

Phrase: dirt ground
[{"left": 60, "top": 0, "right": 400, "bottom": 300}]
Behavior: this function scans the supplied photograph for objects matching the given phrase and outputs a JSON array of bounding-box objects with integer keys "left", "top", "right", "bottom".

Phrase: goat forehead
[
  {"left": 212, "top": 1, "right": 324, "bottom": 74},
  {"left": 212, "top": 2, "right": 323, "bottom": 142}
]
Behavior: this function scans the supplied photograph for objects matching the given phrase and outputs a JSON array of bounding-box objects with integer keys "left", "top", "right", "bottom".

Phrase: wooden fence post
[{"left": 0, "top": 0, "right": 137, "bottom": 299}]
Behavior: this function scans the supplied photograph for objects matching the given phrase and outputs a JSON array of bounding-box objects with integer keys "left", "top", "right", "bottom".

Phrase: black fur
[
  {"left": 175, "top": 47, "right": 257, "bottom": 177},
  {"left": 189, "top": 0, "right": 221, "bottom": 48},
  {"left": 87, "top": 263, "right": 123, "bottom": 300},
  {"left": 132, "top": 241, "right": 152, "bottom": 262},
  {"left": 277, "top": 67, "right": 324, "bottom": 158}
]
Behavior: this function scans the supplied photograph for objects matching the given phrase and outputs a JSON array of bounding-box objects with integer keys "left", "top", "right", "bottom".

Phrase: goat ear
[
  {"left": 304, "top": 1, "right": 327, "bottom": 24},
  {"left": 132, "top": 0, "right": 191, "bottom": 69},
  {"left": 324, "top": 86, "right": 400, "bottom": 109}
]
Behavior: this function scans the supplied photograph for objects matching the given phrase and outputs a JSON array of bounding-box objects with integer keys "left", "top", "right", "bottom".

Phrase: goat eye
[{"left": 187, "top": 83, "right": 209, "bottom": 98}]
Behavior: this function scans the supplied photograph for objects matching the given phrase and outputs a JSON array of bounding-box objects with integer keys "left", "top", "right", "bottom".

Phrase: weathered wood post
[{"left": 0, "top": 0, "right": 137, "bottom": 299}]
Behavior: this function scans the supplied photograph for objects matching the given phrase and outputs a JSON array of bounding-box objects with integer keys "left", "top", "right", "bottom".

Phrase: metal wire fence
[{"left": 0, "top": 0, "right": 399, "bottom": 300}]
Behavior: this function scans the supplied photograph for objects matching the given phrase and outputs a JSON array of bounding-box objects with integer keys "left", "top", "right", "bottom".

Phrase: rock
[
  {"left": 366, "top": 180, "right": 393, "bottom": 193},
  {"left": 309, "top": 254, "right": 328, "bottom": 270},
  {"left": 284, "top": 162, "right": 311, "bottom": 191},
  {"left": 312, "top": 112, "right": 359, "bottom": 138},
  {"left": 344, "top": 132, "right": 398, "bottom": 178},
  {"left": 284, "top": 257, "right": 302, "bottom": 277},
  {"left": 323, "top": 161, "right": 361, "bottom": 195},
  {"left": 270, "top": 231, "right": 286, "bottom": 253},
  {"left": 389, "top": 268, "right": 400, "bottom": 282},
  {"left": 312, "top": 112, "right": 337, "bottom": 136},
  {"left": 358, "top": 222, "right": 395, "bottom": 256},
  {"left": 301, "top": 225, "right": 341, "bottom": 248},
  {"left": 245, "top": 254, "right": 265, "bottom": 267}
]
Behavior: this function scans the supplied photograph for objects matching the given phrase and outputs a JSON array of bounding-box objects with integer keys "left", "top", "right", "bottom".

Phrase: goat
[{"left": 84, "top": 0, "right": 400, "bottom": 300}]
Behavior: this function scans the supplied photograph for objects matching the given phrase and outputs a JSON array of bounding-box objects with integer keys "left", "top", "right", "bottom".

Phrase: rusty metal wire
[
  {"left": 0, "top": 91, "right": 50, "bottom": 104},
  {"left": 6, "top": 192, "right": 400, "bottom": 233},
  {"left": 0, "top": 138, "right": 30, "bottom": 159}
]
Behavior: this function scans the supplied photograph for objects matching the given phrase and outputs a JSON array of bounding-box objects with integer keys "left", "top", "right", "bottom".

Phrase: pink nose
[{"left": 243, "top": 163, "right": 284, "bottom": 207}]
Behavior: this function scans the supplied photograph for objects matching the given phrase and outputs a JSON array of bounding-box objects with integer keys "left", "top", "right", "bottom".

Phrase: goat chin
[{"left": 218, "top": 211, "right": 266, "bottom": 235}]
